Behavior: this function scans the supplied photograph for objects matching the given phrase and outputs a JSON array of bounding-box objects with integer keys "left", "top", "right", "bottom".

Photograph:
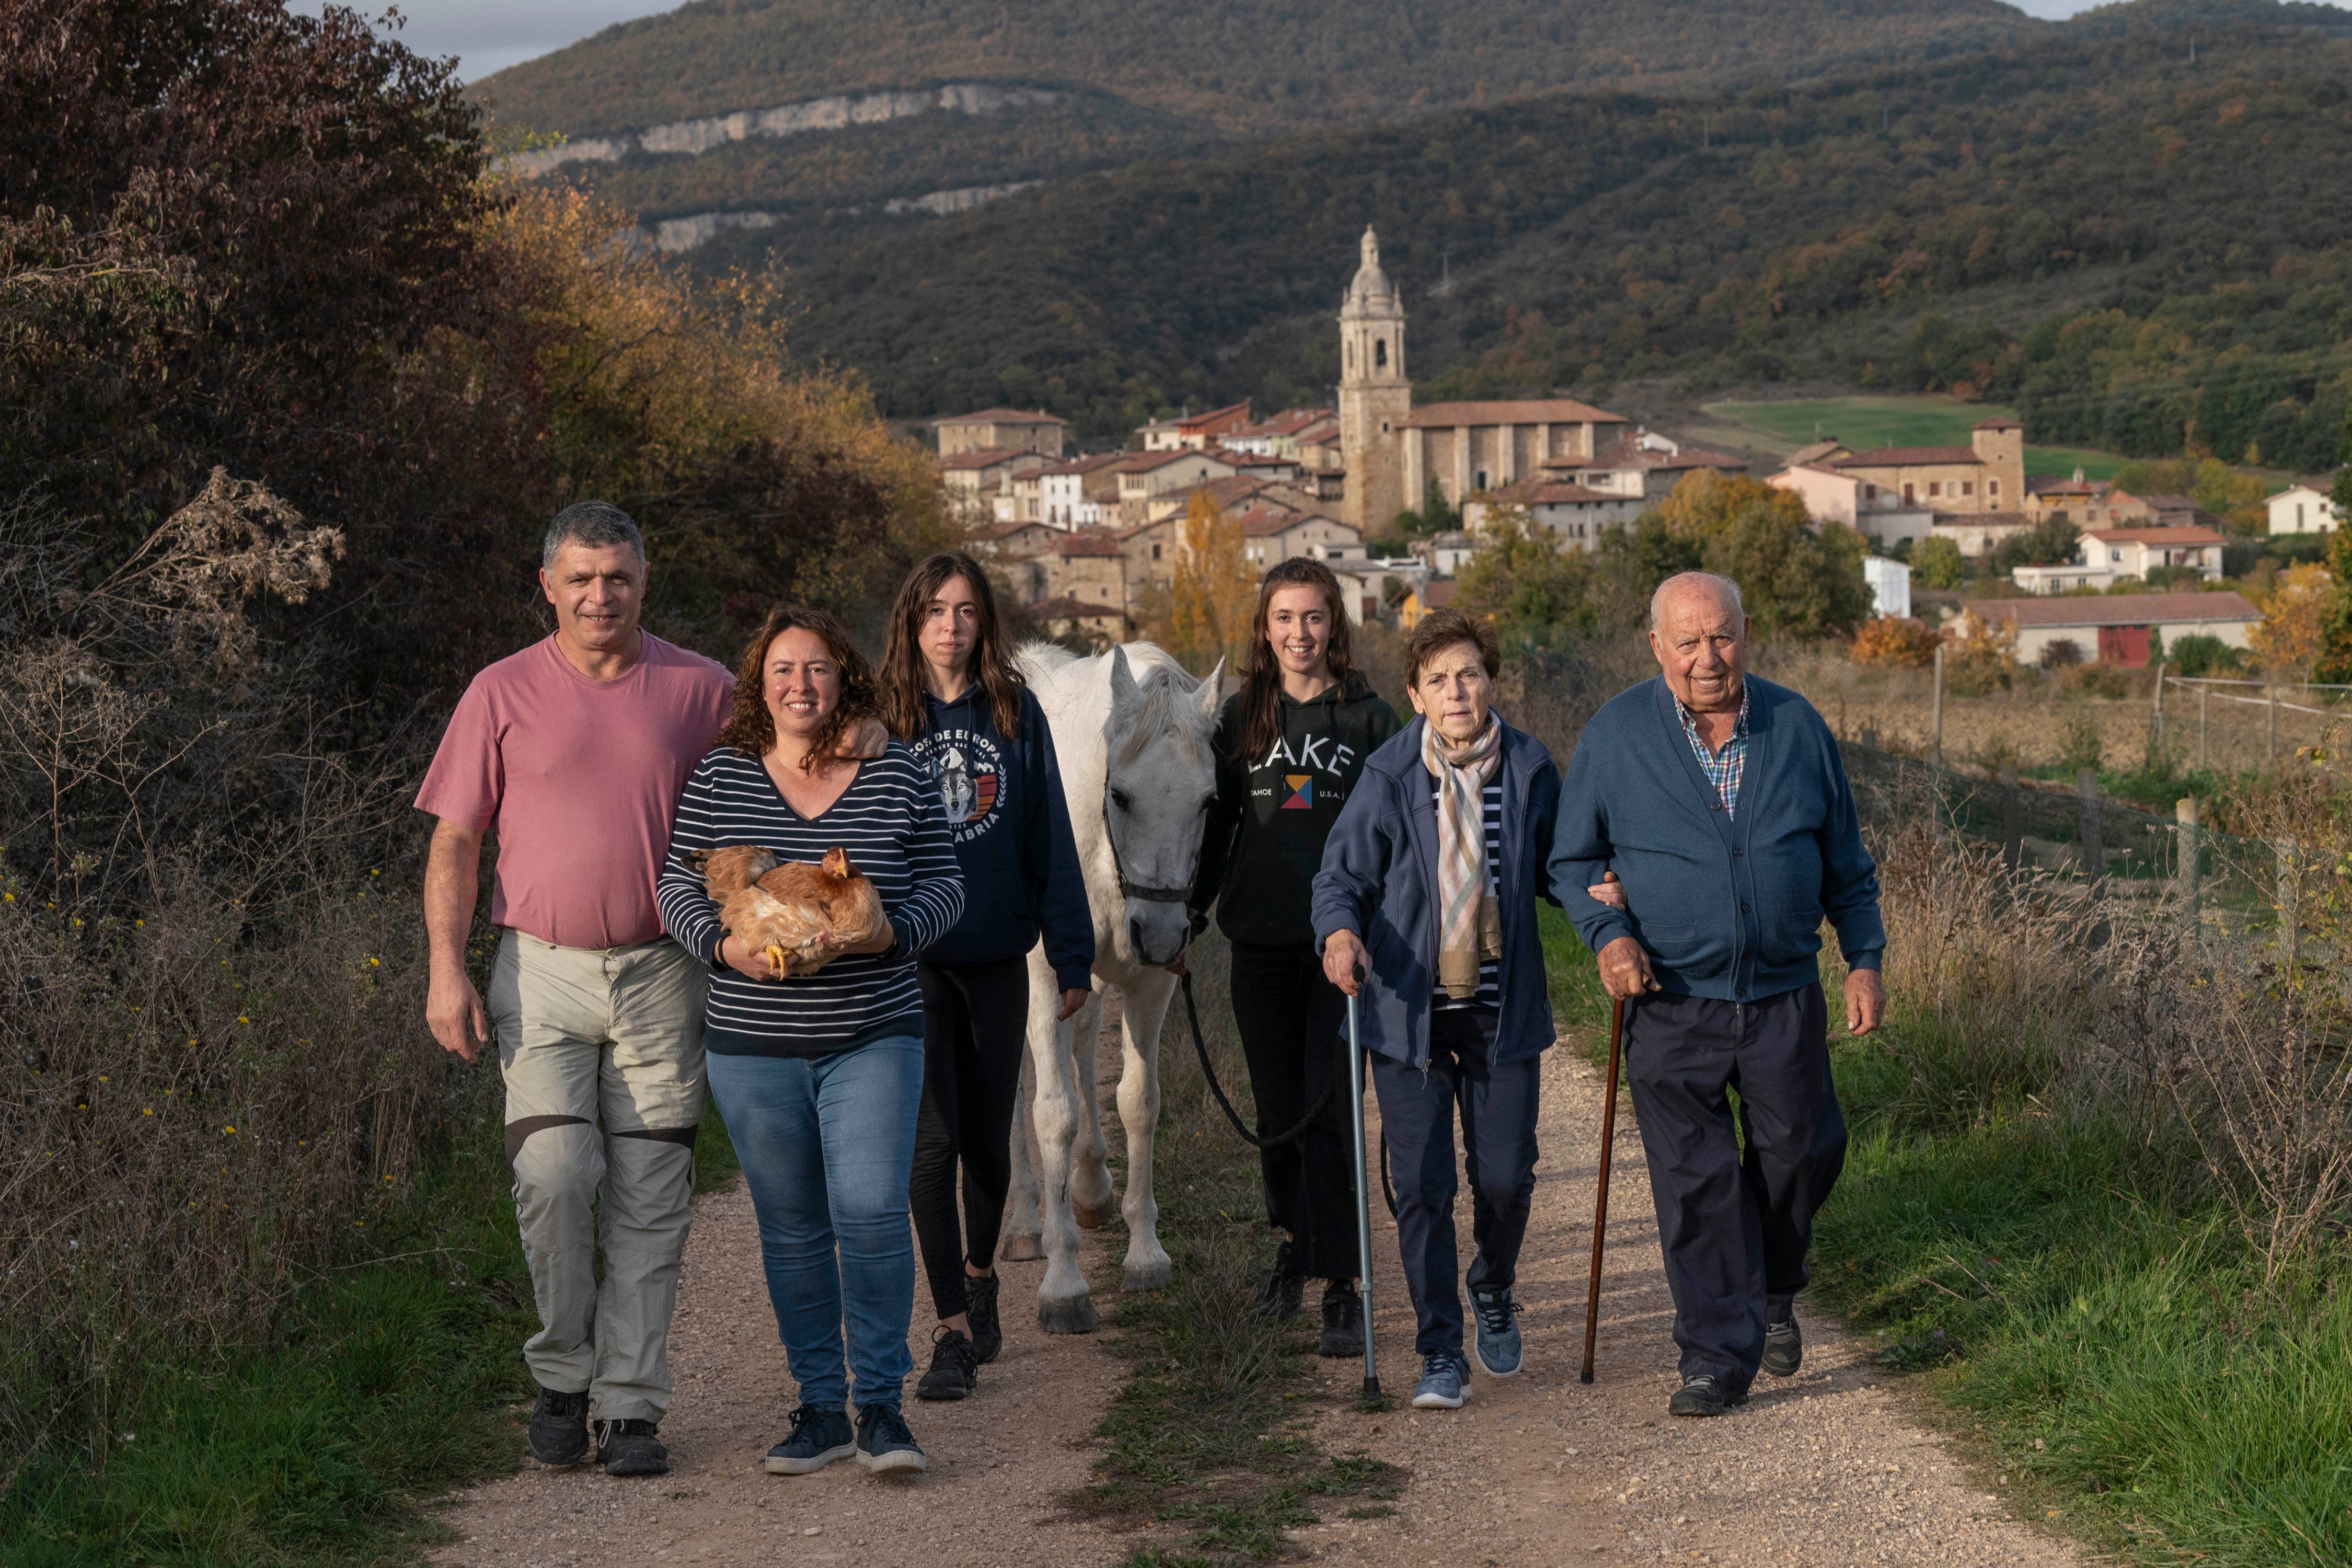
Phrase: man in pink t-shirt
[{"left": 418, "top": 501, "right": 891, "bottom": 1479}]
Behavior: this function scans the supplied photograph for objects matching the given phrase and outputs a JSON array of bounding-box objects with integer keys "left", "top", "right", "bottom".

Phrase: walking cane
[
  {"left": 1579, "top": 996, "right": 1627, "bottom": 1385},
  {"left": 1346, "top": 991, "right": 1380, "bottom": 1402}
]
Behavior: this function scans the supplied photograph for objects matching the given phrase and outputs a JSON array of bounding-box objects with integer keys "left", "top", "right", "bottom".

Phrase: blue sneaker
[
  {"left": 1410, "top": 1350, "right": 1470, "bottom": 1409},
  {"left": 1470, "top": 1285, "right": 1524, "bottom": 1378},
  {"left": 855, "top": 1402, "right": 928, "bottom": 1474},
  {"left": 764, "top": 1404, "right": 854, "bottom": 1474}
]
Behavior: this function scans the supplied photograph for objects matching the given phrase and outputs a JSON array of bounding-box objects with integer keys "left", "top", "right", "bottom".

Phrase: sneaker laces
[
  {"left": 929, "top": 1326, "right": 977, "bottom": 1373},
  {"left": 786, "top": 1404, "right": 835, "bottom": 1441},
  {"left": 1421, "top": 1349, "right": 1459, "bottom": 1380},
  {"left": 861, "top": 1403, "right": 915, "bottom": 1446},
  {"left": 1472, "top": 1290, "right": 1521, "bottom": 1334}
]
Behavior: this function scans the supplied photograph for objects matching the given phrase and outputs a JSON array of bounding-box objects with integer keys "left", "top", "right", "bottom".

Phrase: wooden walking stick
[{"left": 1579, "top": 995, "right": 1628, "bottom": 1385}]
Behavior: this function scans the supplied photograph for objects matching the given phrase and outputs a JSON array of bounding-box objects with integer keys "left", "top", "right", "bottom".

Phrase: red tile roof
[
  {"left": 1967, "top": 591, "right": 2260, "bottom": 628},
  {"left": 1031, "top": 595, "right": 1125, "bottom": 620},
  {"left": 932, "top": 408, "right": 1067, "bottom": 426},
  {"left": 1582, "top": 437, "right": 1746, "bottom": 472},
  {"left": 2083, "top": 526, "right": 2226, "bottom": 546},
  {"left": 1493, "top": 478, "right": 1614, "bottom": 504},
  {"left": 1115, "top": 449, "right": 1237, "bottom": 474},
  {"left": 1402, "top": 398, "right": 1628, "bottom": 430},
  {"left": 1834, "top": 446, "right": 1982, "bottom": 468},
  {"left": 1053, "top": 529, "right": 1128, "bottom": 558},
  {"left": 939, "top": 445, "right": 1039, "bottom": 471},
  {"left": 1177, "top": 400, "right": 1252, "bottom": 433},
  {"left": 1036, "top": 453, "right": 1125, "bottom": 477}
]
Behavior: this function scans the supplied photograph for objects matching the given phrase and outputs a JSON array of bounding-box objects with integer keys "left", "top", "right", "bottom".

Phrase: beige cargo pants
[{"left": 488, "top": 929, "right": 708, "bottom": 1422}]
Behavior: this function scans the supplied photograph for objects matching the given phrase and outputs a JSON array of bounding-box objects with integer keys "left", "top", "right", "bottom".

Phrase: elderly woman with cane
[{"left": 1311, "top": 606, "right": 1580, "bottom": 1410}]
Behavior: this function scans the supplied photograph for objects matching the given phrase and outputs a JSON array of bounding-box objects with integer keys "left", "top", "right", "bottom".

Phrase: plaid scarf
[{"left": 1422, "top": 715, "right": 1504, "bottom": 999}]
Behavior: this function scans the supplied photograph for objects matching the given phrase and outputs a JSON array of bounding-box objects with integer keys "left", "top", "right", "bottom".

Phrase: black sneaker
[
  {"left": 526, "top": 1384, "right": 591, "bottom": 1467},
  {"left": 594, "top": 1417, "right": 668, "bottom": 1476},
  {"left": 1318, "top": 1279, "right": 1364, "bottom": 1358},
  {"left": 915, "top": 1325, "right": 979, "bottom": 1402},
  {"left": 1762, "top": 1314, "right": 1803, "bottom": 1378},
  {"left": 965, "top": 1271, "right": 1003, "bottom": 1365},
  {"left": 1254, "top": 1239, "right": 1304, "bottom": 1320},
  {"left": 854, "top": 1402, "right": 928, "bottom": 1475},
  {"left": 1667, "top": 1375, "right": 1750, "bottom": 1419},
  {"left": 764, "top": 1404, "right": 855, "bottom": 1475}
]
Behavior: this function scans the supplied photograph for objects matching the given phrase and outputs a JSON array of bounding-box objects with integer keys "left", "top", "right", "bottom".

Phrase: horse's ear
[
  {"left": 1108, "top": 644, "right": 1140, "bottom": 709},
  {"left": 1195, "top": 658, "right": 1226, "bottom": 714}
]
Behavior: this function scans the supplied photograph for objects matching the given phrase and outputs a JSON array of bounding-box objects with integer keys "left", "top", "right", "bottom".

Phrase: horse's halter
[{"left": 1101, "top": 778, "right": 1196, "bottom": 904}]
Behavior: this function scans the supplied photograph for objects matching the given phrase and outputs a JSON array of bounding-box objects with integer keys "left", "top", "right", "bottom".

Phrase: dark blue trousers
[
  {"left": 1371, "top": 1011, "right": 1542, "bottom": 1358},
  {"left": 1624, "top": 983, "right": 1846, "bottom": 1391}
]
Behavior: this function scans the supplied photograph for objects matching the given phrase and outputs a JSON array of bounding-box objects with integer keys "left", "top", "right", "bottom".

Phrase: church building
[{"left": 1336, "top": 228, "right": 1654, "bottom": 534}]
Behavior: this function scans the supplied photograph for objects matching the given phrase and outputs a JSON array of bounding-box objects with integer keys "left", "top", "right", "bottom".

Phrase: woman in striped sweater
[{"left": 657, "top": 605, "right": 964, "bottom": 1478}]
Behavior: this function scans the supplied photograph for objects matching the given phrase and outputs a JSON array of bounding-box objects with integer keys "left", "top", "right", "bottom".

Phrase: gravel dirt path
[{"left": 428, "top": 1023, "right": 2084, "bottom": 1568}]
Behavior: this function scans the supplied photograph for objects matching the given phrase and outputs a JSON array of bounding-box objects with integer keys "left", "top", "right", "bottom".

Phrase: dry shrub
[
  {"left": 0, "top": 871, "right": 451, "bottom": 1457},
  {"left": 1861, "top": 762, "right": 2352, "bottom": 1293},
  {"left": 1849, "top": 615, "right": 1940, "bottom": 669}
]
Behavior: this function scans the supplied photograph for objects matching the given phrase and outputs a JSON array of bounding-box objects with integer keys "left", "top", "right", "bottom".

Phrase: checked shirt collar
[{"left": 1676, "top": 683, "right": 1751, "bottom": 820}]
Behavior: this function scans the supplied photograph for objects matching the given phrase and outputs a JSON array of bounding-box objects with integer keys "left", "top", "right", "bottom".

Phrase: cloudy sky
[{"left": 318, "top": 0, "right": 2330, "bottom": 82}]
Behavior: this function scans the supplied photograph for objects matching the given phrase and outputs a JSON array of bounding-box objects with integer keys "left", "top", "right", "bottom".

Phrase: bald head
[
  {"left": 1649, "top": 571, "right": 1743, "bottom": 631},
  {"left": 1648, "top": 572, "right": 1748, "bottom": 717}
]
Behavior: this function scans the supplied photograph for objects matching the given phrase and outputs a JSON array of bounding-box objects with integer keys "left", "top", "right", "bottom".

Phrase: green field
[{"left": 1704, "top": 396, "right": 2127, "bottom": 481}]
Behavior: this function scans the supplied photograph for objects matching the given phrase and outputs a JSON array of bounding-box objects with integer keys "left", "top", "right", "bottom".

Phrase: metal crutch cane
[
  {"left": 1346, "top": 990, "right": 1380, "bottom": 1401},
  {"left": 1579, "top": 996, "right": 1628, "bottom": 1385}
]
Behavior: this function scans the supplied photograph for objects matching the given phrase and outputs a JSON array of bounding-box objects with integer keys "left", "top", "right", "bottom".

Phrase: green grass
[
  {"left": 1076, "top": 944, "right": 1402, "bottom": 1562},
  {"left": 1812, "top": 986, "right": 2352, "bottom": 1565},
  {"left": 1703, "top": 395, "right": 2127, "bottom": 480},
  {"left": 1, "top": 1105, "right": 743, "bottom": 1567}
]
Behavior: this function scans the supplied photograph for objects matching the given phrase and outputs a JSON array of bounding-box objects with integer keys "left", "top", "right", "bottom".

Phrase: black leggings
[
  {"left": 1226, "top": 941, "right": 1357, "bottom": 1282},
  {"left": 910, "top": 957, "right": 1032, "bottom": 1320}
]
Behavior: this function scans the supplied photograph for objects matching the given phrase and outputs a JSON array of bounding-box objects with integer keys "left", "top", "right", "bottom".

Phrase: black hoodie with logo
[{"left": 1190, "top": 670, "right": 1402, "bottom": 949}]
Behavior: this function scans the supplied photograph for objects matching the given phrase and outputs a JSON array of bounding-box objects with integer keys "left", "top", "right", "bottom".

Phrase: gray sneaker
[
  {"left": 764, "top": 1404, "right": 855, "bottom": 1474},
  {"left": 1469, "top": 1285, "right": 1523, "bottom": 1378},
  {"left": 1410, "top": 1350, "right": 1471, "bottom": 1410},
  {"left": 1762, "top": 1315, "right": 1803, "bottom": 1378}
]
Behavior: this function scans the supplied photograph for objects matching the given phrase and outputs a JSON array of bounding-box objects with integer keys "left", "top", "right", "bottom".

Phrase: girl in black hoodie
[
  {"left": 1190, "top": 557, "right": 1400, "bottom": 1356},
  {"left": 880, "top": 552, "right": 1095, "bottom": 1402}
]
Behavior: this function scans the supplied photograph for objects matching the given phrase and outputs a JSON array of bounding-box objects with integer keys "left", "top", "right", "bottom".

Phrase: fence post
[
  {"left": 2276, "top": 837, "right": 2299, "bottom": 974},
  {"left": 2000, "top": 760, "right": 2022, "bottom": 872},
  {"left": 2268, "top": 684, "right": 2278, "bottom": 764},
  {"left": 2077, "top": 768, "right": 2104, "bottom": 898},
  {"left": 2152, "top": 660, "right": 2166, "bottom": 757},
  {"left": 1931, "top": 642, "right": 1945, "bottom": 768},
  {"left": 2175, "top": 795, "right": 2200, "bottom": 941},
  {"left": 2199, "top": 683, "right": 2208, "bottom": 770}
]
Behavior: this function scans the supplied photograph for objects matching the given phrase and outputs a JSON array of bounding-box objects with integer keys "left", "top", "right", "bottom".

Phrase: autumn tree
[
  {"left": 1457, "top": 503, "right": 1591, "bottom": 635},
  {"left": 2250, "top": 562, "right": 2331, "bottom": 677},
  {"left": 1167, "top": 489, "right": 1258, "bottom": 673}
]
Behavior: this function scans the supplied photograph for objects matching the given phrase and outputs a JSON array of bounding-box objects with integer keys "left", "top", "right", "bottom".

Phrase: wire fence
[{"left": 1841, "top": 738, "right": 2291, "bottom": 933}]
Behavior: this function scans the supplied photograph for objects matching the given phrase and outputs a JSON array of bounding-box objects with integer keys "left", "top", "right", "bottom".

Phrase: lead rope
[{"left": 1178, "top": 971, "right": 1342, "bottom": 1150}]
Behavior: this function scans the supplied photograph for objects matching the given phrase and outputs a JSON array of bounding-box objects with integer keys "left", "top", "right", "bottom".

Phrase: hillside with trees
[
  {"left": 700, "top": 15, "right": 2352, "bottom": 467},
  {"left": 475, "top": 0, "right": 2044, "bottom": 142}
]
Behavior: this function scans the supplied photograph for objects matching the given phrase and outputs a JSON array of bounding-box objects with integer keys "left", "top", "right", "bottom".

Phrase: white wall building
[
  {"left": 2268, "top": 481, "right": 2341, "bottom": 535},
  {"left": 1862, "top": 557, "right": 1912, "bottom": 619}
]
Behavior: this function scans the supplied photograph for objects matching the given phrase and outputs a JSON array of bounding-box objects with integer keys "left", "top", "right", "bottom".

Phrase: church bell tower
[{"left": 1338, "top": 226, "right": 1410, "bottom": 536}]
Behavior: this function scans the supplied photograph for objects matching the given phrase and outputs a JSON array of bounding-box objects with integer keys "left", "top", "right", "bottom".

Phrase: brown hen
[{"left": 695, "top": 845, "right": 889, "bottom": 979}]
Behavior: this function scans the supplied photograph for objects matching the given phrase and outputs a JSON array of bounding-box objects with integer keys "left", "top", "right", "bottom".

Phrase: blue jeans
[{"left": 706, "top": 1035, "right": 924, "bottom": 1411}]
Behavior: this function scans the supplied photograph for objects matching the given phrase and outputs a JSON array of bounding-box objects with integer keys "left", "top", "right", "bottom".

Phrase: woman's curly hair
[{"left": 716, "top": 604, "right": 878, "bottom": 771}]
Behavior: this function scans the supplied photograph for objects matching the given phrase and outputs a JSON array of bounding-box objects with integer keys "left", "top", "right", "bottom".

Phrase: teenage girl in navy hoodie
[
  {"left": 1190, "top": 558, "right": 1400, "bottom": 1356},
  {"left": 879, "top": 552, "right": 1094, "bottom": 1402}
]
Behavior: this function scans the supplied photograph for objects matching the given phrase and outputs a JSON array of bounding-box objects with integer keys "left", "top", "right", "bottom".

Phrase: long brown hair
[
  {"left": 717, "top": 604, "right": 879, "bottom": 771},
  {"left": 1235, "top": 557, "right": 1355, "bottom": 763},
  {"left": 877, "top": 551, "right": 1025, "bottom": 741}
]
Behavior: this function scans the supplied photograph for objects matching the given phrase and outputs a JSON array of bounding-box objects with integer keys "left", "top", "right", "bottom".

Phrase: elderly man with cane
[
  {"left": 1313, "top": 607, "right": 1577, "bottom": 1411},
  {"left": 1552, "top": 571, "right": 1885, "bottom": 1417}
]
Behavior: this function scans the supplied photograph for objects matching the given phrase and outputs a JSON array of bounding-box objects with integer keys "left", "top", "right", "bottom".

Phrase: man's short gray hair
[
  {"left": 543, "top": 500, "right": 646, "bottom": 572},
  {"left": 1648, "top": 571, "right": 1744, "bottom": 631}
]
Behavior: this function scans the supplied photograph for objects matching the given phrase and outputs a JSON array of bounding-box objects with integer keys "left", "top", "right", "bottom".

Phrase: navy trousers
[
  {"left": 1371, "top": 1011, "right": 1542, "bottom": 1358},
  {"left": 1624, "top": 983, "right": 1847, "bottom": 1390}
]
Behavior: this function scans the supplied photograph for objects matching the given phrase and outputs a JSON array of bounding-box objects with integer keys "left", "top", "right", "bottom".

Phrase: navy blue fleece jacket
[
  {"left": 904, "top": 685, "right": 1094, "bottom": 993},
  {"left": 1548, "top": 674, "right": 1883, "bottom": 1002}
]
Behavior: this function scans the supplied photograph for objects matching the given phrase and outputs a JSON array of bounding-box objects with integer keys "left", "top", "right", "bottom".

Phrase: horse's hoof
[
  {"left": 1071, "top": 1197, "right": 1116, "bottom": 1230},
  {"left": 999, "top": 1233, "right": 1045, "bottom": 1263},
  {"left": 1121, "top": 1258, "right": 1172, "bottom": 1292},
  {"left": 1037, "top": 1296, "right": 1099, "bottom": 1335}
]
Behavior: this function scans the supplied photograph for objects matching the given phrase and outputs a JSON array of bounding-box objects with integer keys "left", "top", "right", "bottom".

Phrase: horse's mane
[{"left": 1111, "top": 642, "right": 1217, "bottom": 768}]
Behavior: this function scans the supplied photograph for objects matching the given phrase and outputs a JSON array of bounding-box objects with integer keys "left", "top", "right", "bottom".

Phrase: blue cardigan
[
  {"left": 1549, "top": 674, "right": 1884, "bottom": 1002},
  {"left": 1310, "top": 714, "right": 1568, "bottom": 1070}
]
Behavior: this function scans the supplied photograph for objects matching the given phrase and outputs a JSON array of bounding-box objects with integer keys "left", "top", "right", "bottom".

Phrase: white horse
[{"left": 999, "top": 641, "right": 1221, "bottom": 1333}]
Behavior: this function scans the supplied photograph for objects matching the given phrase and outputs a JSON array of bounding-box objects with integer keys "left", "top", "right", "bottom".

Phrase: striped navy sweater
[{"left": 657, "top": 744, "right": 965, "bottom": 1057}]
